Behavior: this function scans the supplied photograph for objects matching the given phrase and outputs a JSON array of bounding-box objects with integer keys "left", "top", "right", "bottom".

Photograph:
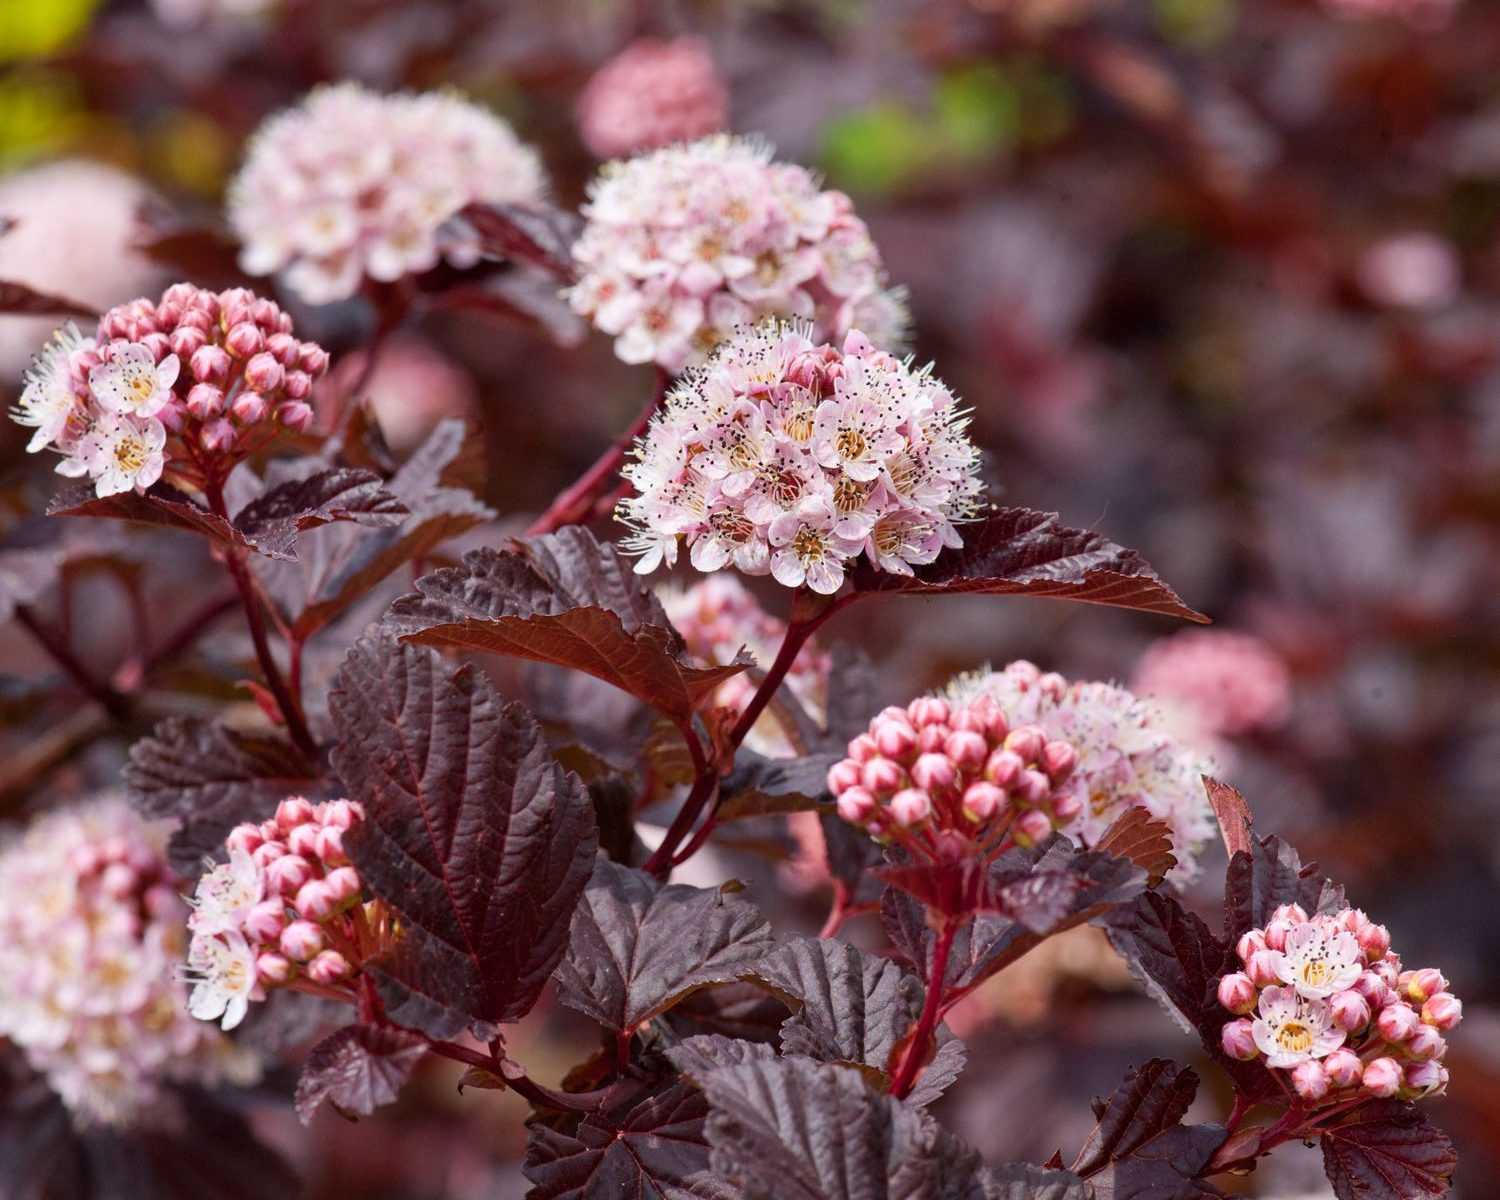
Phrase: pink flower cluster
[
  {"left": 1131, "top": 630, "right": 1291, "bottom": 738},
  {"left": 619, "top": 322, "right": 982, "bottom": 594},
  {"left": 660, "top": 576, "right": 830, "bottom": 757},
  {"left": 568, "top": 136, "right": 907, "bottom": 372},
  {"left": 229, "top": 83, "right": 548, "bottom": 304},
  {"left": 827, "top": 692, "right": 1080, "bottom": 852},
  {"left": 0, "top": 798, "right": 256, "bottom": 1126},
  {"left": 1218, "top": 905, "right": 1460, "bottom": 1103},
  {"left": 945, "top": 662, "right": 1218, "bottom": 880},
  {"left": 185, "top": 797, "right": 367, "bottom": 1031},
  {"left": 576, "top": 36, "right": 729, "bottom": 160},
  {"left": 12, "top": 284, "right": 329, "bottom": 498}
]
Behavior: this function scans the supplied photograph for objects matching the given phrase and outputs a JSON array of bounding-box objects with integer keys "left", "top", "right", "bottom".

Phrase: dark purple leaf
[
  {"left": 386, "top": 526, "right": 751, "bottom": 722},
  {"left": 294, "top": 1023, "right": 428, "bottom": 1124},
  {"left": 1094, "top": 809, "right": 1177, "bottom": 889},
  {"left": 1223, "top": 832, "right": 1346, "bottom": 943},
  {"left": 716, "top": 750, "right": 841, "bottom": 822},
  {"left": 664, "top": 1035, "right": 778, "bottom": 1078},
  {"left": 523, "top": 1079, "right": 732, "bottom": 1199},
  {"left": 124, "top": 717, "right": 323, "bottom": 877},
  {"left": 1085, "top": 1123, "right": 1228, "bottom": 1199},
  {"left": 0, "top": 546, "right": 62, "bottom": 623},
  {"left": 1320, "top": 1102, "right": 1456, "bottom": 1200},
  {"left": 1202, "top": 777, "right": 1252, "bottom": 859},
  {"left": 1071, "top": 1060, "right": 1200, "bottom": 1177},
  {"left": 429, "top": 272, "right": 585, "bottom": 346},
  {"left": 132, "top": 204, "right": 246, "bottom": 288},
  {"left": 232, "top": 468, "right": 408, "bottom": 560},
  {"left": 0, "top": 279, "right": 96, "bottom": 319},
  {"left": 659, "top": 982, "right": 792, "bottom": 1045},
  {"left": 981, "top": 1163, "right": 1092, "bottom": 1200},
  {"left": 553, "top": 858, "right": 775, "bottom": 1036},
  {"left": 854, "top": 507, "right": 1208, "bottom": 622},
  {"left": 905, "top": 1034, "right": 969, "bottom": 1109},
  {"left": 453, "top": 201, "right": 581, "bottom": 280},
  {"left": 820, "top": 810, "right": 885, "bottom": 900},
  {"left": 47, "top": 482, "right": 280, "bottom": 556},
  {"left": 331, "top": 635, "right": 598, "bottom": 1039}
]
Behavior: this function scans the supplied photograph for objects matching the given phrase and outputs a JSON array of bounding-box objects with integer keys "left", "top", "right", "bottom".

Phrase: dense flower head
[
  {"left": 229, "top": 83, "right": 548, "bottom": 304},
  {"left": 619, "top": 321, "right": 982, "bottom": 594},
  {"left": 827, "top": 692, "right": 1080, "bottom": 854},
  {"left": 0, "top": 798, "right": 257, "bottom": 1126},
  {"left": 660, "top": 576, "right": 830, "bottom": 756},
  {"left": 568, "top": 136, "right": 908, "bottom": 371},
  {"left": 12, "top": 283, "right": 329, "bottom": 497},
  {"left": 185, "top": 797, "right": 371, "bottom": 1031},
  {"left": 1131, "top": 630, "right": 1292, "bottom": 738},
  {"left": 1217, "top": 905, "right": 1459, "bottom": 1103},
  {"left": 944, "top": 661, "right": 1218, "bottom": 880},
  {"left": 577, "top": 37, "right": 729, "bottom": 160}
]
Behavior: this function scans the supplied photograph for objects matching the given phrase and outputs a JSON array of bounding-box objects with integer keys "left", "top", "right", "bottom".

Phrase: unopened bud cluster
[
  {"left": 13, "top": 284, "right": 329, "bottom": 497},
  {"left": 1217, "top": 905, "right": 1460, "bottom": 1104},
  {"left": 660, "top": 576, "right": 829, "bottom": 757},
  {"left": 0, "top": 799, "right": 256, "bottom": 1126},
  {"left": 576, "top": 36, "right": 728, "bottom": 159},
  {"left": 1131, "top": 630, "right": 1291, "bottom": 738},
  {"left": 827, "top": 693, "right": 1080, "bottom": 853},
  {"left": 185, "top": 797, "right": 368, "bottom": 1031}
]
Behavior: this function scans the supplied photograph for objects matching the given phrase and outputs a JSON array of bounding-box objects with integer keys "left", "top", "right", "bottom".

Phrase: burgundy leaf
[
  {"left": 1093, "top": 809, "right": 1177, "bottom": 888},
  {"left": 1085, "top": 1123, "right": 1228, "bottom": 1199},
  {"left": 0, "top": 546, "right": 62, "bottom": 622},
  {"left": 552, "top": 858, "right": 774, "bottom": 1036},
  {"left": 715, "top": 750, "right": 841, "bottom": 822},
  {"left": 664, "top": 1035, "right": 778, "bottom": 1078},
  {"left": 981, "top": 1163, "right": 1092, "bottom": 1200},
  {"left": 132, "top": 204, "right": 247, "bottom": 288},
  {"left": 1071, "top": 1059, "right": 1201, "bottom": 1176},
  {"left": 819, "top": 810, "right": 885, "bottom": 901},
  {"left": 0, "top": 279, "right": 97, "bottom": 319},
  {"left": 386, "top": 526, "right": 751, "bottom": 722},
  {"left": 1202, "top": 777, "right": 1252, "bottom": 859},
  {"left": 124, "top": 717, "right": 323, "bottom": 877},
  {"left": 294, "top": 1024, "right": 428, "bottom": 1124},
  {"left": 905, "top": 1035, "right": 969, "bottom": 1110},
  {"left": 523, "top": 1080, "right": 732, "bottom": 1199},
  {"left": 428, "top": 272, "right": 585, "bottom": 346},
  {"left": 47, "top": 482, "right": 279, "bottom": 556},
  {"left": 452, "top": 201, "right": 581, "bottom": 280},
  {"left": 853, "top": 507, "right": 1208, "bottom": 622},
  {"left": 331, "top": 635, "right": 598, "bottom": 1039},
  {"left": 1222, "top": 831, "right": 1346, "bottom": 943},
  {"left": 659, "top": 982, "right": 792, "bottom": 1046},
  {"left": 232, "top": 468, "right": 408, "bottom": 560},
  {"left": 1321, "top": 1101, "right": 1457, "bottom": 1200}
]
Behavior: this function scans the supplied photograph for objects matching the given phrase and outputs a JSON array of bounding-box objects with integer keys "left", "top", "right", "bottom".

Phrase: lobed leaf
[
  {"left": 453, "top": 201, "right": 582, "bottom": 281},
  {"left": 716, "top": 750, "right": 841, "bottom": 822},
  {"left": 1222, "top": 831, "right": 1345, "bottom": 943},
  {"left": 1320, "top": 1101, "right": 1456, "bottom": 1200},
  {"left": 1084, "top": 1123, "right": 1228, "bottom": 1199},
  {"left": 1071, "top": 1059, "right": 1200, "bottom": 1177},
  {"left": 293, "top": 1023, "right": 428, "bottom": 1124},
  {"left": 47, "top": 482, "right": 276, "bottom": 556},
  {"left": 232, "top": 467, "right": 408, "bottom": 560},
  {"left": 664, "top": 1035, "right": 778, "bottom": 1079},
  {"left": 331, "top": 635, "right": 598, "bottom": 1039},
  {"left": 981, "top": 1163, "right": 1092, "bottom": 1200}
]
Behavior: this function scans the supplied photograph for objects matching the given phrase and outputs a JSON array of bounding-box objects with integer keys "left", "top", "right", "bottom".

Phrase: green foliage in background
[{"left": 0, "top": 0, "right": 100, "bottom": 62}]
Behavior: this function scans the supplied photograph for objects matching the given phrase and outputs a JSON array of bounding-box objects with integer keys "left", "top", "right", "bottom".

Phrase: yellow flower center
[
  {"left": 114, "top": 436, "right": 148, "bottom": 473},
  {"left": 792, "top": 526, "right": 827, "bottom": 564},
  {"left": 1276, "top": 1021, "right": 1313, "bottom": 1054},
  {"left": 835, "top": 426, "right": 867, "bottom": 462},
  {"left": 1300, "top": 959, "right": 1332, "bottom": 988},
  {"left": 833, "top": 476, "right": 870, "bottom": 515}
]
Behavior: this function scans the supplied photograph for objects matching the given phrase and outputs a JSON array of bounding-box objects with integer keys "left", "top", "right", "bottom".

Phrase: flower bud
[
  {"left": 282, "top": 370, "right": 313, "bottom": 400},
  {"left": 1324, "top": 1048, "right": 1363, "bottom": 1089},
  {"left": 265, "top": 331, "right": 300, "bottom": 367},
  {"left": 244, "top": 352, "right": 284, "bottom": 393},
  {"left": 1014, "top": 769, "right": 1052, "bottom": 807},
  {"left": 277, "top": 399, "right": 315, "bottom": 432},
  {"left": 916, "top": 724, "right": 950, "bottom": 754},
  {"left": 295, "top": 879, "right": 338, "bottom": 922},
  {"left": 185, "top": 382, "right": 225, "bottom": 419},
  {"left": 321, "top": 799, "right": 361, "bottom": 829},
  {"left": 984, "top": 749, "right": 1024, "bottom": 788},
  {"left": 244, "top": 899, "right": 288, "bottom": 943},
  {"left": 286, "top": 823, "right": 321, "bottom": 859},
  {"left": 848, "top": 734, "right": 878, "bottom": 764},
  {"left": 1404, "top": 968, "right": 1447, "bottom": 1003},
  {"left": 251, "top": 841, "right": 287, "bottom": 869},
  {"left": 225, "top": 322, "right": 264, "bottom": 358},
  {"left": 961, "top": 782, "right": 1005, "bottom": 822},
  {"left": 1217, "top": 972, "right": 1257, "bottom": 1015},
  {"left": 1362, "top": 1057, "right": 1402, "bottom": 1098},
  {"left": 1291, "top": 1060, "right": 1330, "bottom": 1103},
  {"left": 232, "top": 390, "right": 269, "bottom": 425},
  {"left": 1220, "top": 1018, "right": 1258, "bottom": 1060},
  {"left": 1271, "top": 903, "right": 1308, "bottom": 925},
  {"left": 948, "top": 705, "right": 989, "bottom": 735},
  {"left": 1422, "top": 992, "right": 1462, "bottom": 1031},
  {"left": 1403, "top": 1060, "right": 1447, "bottom": 1097},
  {"left": 1003, "top": 726, "right": 1045, "bottom": 765},
  {"left": 1406, "top": 1025, "right": 1446, "bottom": 1062},
  {"left": 889, "top": 789, "right": 931, "bottom": 827},
  {"left": 836, "top": 787, "right": 876, "bottom": 824},
  {"left": 861, "top": 757, "right": 905, "bottom": 797},
  {"left": 1246, "top": 949, "right": 1281, "bottom": 988},
  {"left": 1353, "top": 969, "right": 1390, "bottom": 1008},
  {"left": 265, "top": 853, "right": 313, "bottom": 897},
  {"left": 250, "top": 297, "right": 281, "bottom": 328},
  {"left": 298, "top": 344, "right": 330, "bottom": 375},
  {"left": 315, "top": 825, "right": 348, "bottom": 866},
  {"left": 907, "top": 697, "right": 949, "bottom": 729},
  {"left": 911, "top": 753, "right": 957, "bottom": 792},
  {"left": 324, "top": 865, "right": 361, "bottom": 903},
  {"left": 873, "top": 721, "right": 917, "bottom": 762},
  {"left": 1264, "top": 919, "right": 1292, "bottom": 952},
  {"left": 828, "top": 759, "right": 862, "bottom": 794},
  {"left": 944, "top": 730, "right": 988, "bottom": 769},
  {"left": 1013, "top": 808, "right": 1054, "bottom": 846},
  {"left": 276, "top": 796, "right": 316, "bottom": 832},
  {"left": 1049, "top": 788, "right": 1083, "bottom": 826},
  {"left": 258, "top": 819, "right": 282, "bottom": 841},
  {"left": 100, "top": 862, "right": 138, "bottom": 899},
  {"left": 1377, "top": 1002, "right": 1420, "bottom": 1044},
  {"left": 307, "top": 949, "right": 351, "bottom": 985},
  {"left": 1371, "top": 956, "right": 1399, "bottom": 988},
  {"left": 170, "top": 325, "right": 208, "bottom": 359},
  {"left": 1236, "top": 929, "right": 1267, "bottom": 963},
  {"left": 190, "top": 343, "right": 232, "bottom": 385},
  {"left": 1040, "top": 740, "right": 1077, "bottom": 783},
  {"left": 200, "top": 418, "right": 237, "bottom": 453},
  {"left": 1329, "top": 990, "right": 1371, "bottom": 1033},
  {"left": 279, "top": 919, "right": 325, "bottom": 962},
  {"left": 256, "top": 952, "right": 294, "bottom": 986},
  {"left": 1357, "top": 922, "right": 1390, "bottom": 962}
]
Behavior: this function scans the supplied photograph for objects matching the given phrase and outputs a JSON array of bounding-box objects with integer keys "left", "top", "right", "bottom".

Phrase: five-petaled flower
[{"left": 1251, "top": 985, "right": 1347, "bottom": 1068}]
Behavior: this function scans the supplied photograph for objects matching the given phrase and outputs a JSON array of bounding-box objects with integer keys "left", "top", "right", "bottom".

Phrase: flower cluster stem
[{"left": 889, "top": 918, "right": 958, "bottom": 1100}]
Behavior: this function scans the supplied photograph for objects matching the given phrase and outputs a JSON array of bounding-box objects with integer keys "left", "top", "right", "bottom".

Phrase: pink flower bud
[
  {"left": 232, "top": 390, "right": 269, "bottom": 424},
  {"left": 984, "top": 749, "right": 1025, "bottom": 788},
  {"left": 1049, "top": 788, "right": 1083, "bottom": 825},
  {"left": 916, "top": 724, "right": 950, "bottom": 754},
  {"left": 1404, "top": 968, "right": 1447, "bottom": 1003},
  {"left": 873, "top": 719, "right": 917, "bottom": 761},
  {"left": 1403, "top": 1060, "right": 1447, "bottom": 1097},
  {"left": 265, "top": 331, "right": 299, "bottom": 367},
  {"left": 244, "top": 352, "right": 284, "bottom": 393},
  {"left": 828, "top": 759, "right": 862, "bottom": 794},
  {"left": 961, "top": 782, "right": 1005, "bottom": 822},
  {"left": 1377, "top": 1002, "right": 1420, "bottom": 1044},
  {"left": 286, "top": 823, "right": 321, "bottom": 859},
  {"left": 861, "top": 757, "right": 905, "bottom": 797},
  {"left": 279, "top": 919, "right": 325, "bottom": 962},
  {"left": 1329, "top": 990, "right": 1371, "bottom": 1033},
  {"left": 1337, "top": 907, "right": 1366, "bottom": 933},
  {"left": 307, "top": 949, "right": 351, "bottom": 985},
  {"left": 295, "top": 879, "right": 338, "bottom": 922},
  {"left": 1038, "top": 672, "right": 1067, "bottom": 699},
  {"left": 907, "top": 697, "right": 949, "bottom": 729},
  {"left": 1040, "top": 740, "right": 1077, "bottom": 783},
  {"left": 100, "top": 862, "right": 138, "bottom": 898},
  {"left": 890, "top": 789, "right": 932, "bottom": 827},
  {"left": 1407, "top": 1025, "right": 1446, "bottom": 1062},
  {"left": 1291, "top": 1060, "right": 1330, "bottom": 1103},
  {"left": 258, "top": 819, "right": 281, "bottom": 841},
  {"left": 911, "top": 753, "right": 957, "bottom": 792},
  {"left": 1003, "top": 726, "right": 1046, "bottom": 765},
  {"left": 225, "top": 322, "right": 264, "bottom": 358},
  {"left": 322, "top": 799, "right": 360, "bottom": 829},
  {"left": 282, "top": 370, "right": 313, "bottom": 400},
  {"left": 265, "top": 853, "right": 313, "bottom": 897},
  {"left": 1271, "top": 903, "right": 1308, "bottom": 925},
  {"left": 244, "top": 899, "right": 288, "bottom": 943},
  {"left": 1221, "top": 1018, "right": 1258, "bottom": 1060},
  {"left": 835, "top": 787, "right": 876, "bottom": 824},
  {"left": 1013, "top": 808, "right": 1054, "bottom": 846},
  {"left": 1217, "top": 972, "right": 1257, "bottom": 1015},
  {"left": 190, "top": 343, "right": 232, "bottom": 384},
  {"left": 1324, "top": 1048, "right": 1363, "bottom": 1089},
  {"left": 948, "top": 704, "right": 989, "bottom": 735},
  {"left": 1264, "top": 919, "right": 1292, "bottom": 952},
  {"left": 315, "top": 825, "right": 348, "bottom": 867},
  {"left": 170, "top": 325, "right": 208, "bottom": 359},
  {"left": 848, "top": 734, "right": 878, "bottom": 764},
  {"left": 1247, "top": 949, "right": 1281, "bottom": 988},
  {"left": 298, "top": 344, "right": 330, "bottom": 375},
  {"left": 944, "top": 730, "right": 988, "bottom": 769},
  {"left": 251, "top": 841, "right": 287, "bottom": 869},
  {"left": 276, "top": 796, "right": 316, "bottom": 831},
  {"left": 139, "top": 332, "right": 171, "bottom": 361},
  {"left": 257, "top": 952, "right": 294, "bottom": 986},
  {"left": 250, "top": 297, "right": 281, "bottom": 328},
  {"left": 200, "top": 418, "right": 237, "bottom": 453},
  {"left": 1422, "top": 993, "right": 1462, "bottom": 1031},
  {"left": 1236, "top": 930, "right": 1267, "bottom": 963},
  {"left": 185, "top": 382, "right": 225, "bottom": 419},
  {"left": 1015, "top": 769, "right": 1052, "bottom": 807},
  {"left": 1362, "top": 1057, "right": 1402, "bottom": 1098},
  {"left": 1354, "top": 969, "right": 1390, "bottom": 1008},
  {"left": 1372, "top": 956, "right": 1399, "bottom": 987}
]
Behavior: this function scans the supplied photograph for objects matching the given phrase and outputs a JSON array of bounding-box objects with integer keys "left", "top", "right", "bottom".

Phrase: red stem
[
  {"left": 889, "top": 919, "right": 958, "bottom": 1100},
  {"left": 427, "top": 1041, "right": 609, "bottom": 1114}
]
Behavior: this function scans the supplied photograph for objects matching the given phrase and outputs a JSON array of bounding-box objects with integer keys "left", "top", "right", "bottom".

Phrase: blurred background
[{"left": 2, "top": 0, "right": 1498, "bottom": 1196}]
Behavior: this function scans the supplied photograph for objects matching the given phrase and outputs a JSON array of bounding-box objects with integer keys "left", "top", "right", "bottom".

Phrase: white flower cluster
[
  {"left": 620, "top": 321, "right": 982, "bottom": 595},
  {"left": 229, "top": 83, "right": 548, "bottom": 304},
  {"left": 569, "top": 135, "right": 908, "bottom": 372},
  {"left": 0, "top": 799, "right": 257, "bottom": 1126},
  {"left": 945, "top": 661, "right": 1219, "bottom": 879}
]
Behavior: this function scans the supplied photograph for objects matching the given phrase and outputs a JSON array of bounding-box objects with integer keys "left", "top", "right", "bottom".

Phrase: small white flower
[
  {"left": 1272, "top": 919, "right": 1364, "bottom": 1000},
  {"left": 89, "top": 344, "right": 179, "bottom": 419},
  {"left": 768, "top": 499, "right": 863, "bottom": 595},
  {"left": 12, "top": 325, "right": 88, "bottom": 453},
  {"left": 1251, "top": 985, "right": 1345, "bottom": 1068},
  {"left": 189, "top": 848, "right": 266, "bottom": 935},
  {"left": 76, "top": 415, "right": 167, "bottom": 498},
  {"left": 185, "top": 931, "right": 259, "bottom": 1031}
]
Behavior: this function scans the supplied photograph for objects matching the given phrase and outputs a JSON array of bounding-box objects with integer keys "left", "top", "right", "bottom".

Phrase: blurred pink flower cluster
[
  {"left": 619, "top": 322, "right": 981, "bottom": 594},
  {"left": 946, "top": 662, "right": 1218, "bottom": 879},
  {"left": 1320, "top": 0, "right": 1460, "bottom": 31},
  {"left": 13, "top": 284, "right": 329, "bottom": 497},
  {"left": 569, "top": 136, "right": 907, "bottom": 371},
  {"left": 1132, "top": 629, "right": 1292, "bottom": 739},
  {"left": 576, "top": 36, "right": 729, "bottom": 159},
  {"left": 0, "top": 798, "right": 257, "bottom": 1126},
  {"left": 186, "top": 797, "right": 367, "bottom": 1031},
  {"left": 229, "top": 83, "right": 547, "bottom": 304},
  {"left": 660, "top": 576, "right": 829, "bottom": 756},
  {"left": 1219, "top": 904, "right": 1460, "bottom": 1103}
]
